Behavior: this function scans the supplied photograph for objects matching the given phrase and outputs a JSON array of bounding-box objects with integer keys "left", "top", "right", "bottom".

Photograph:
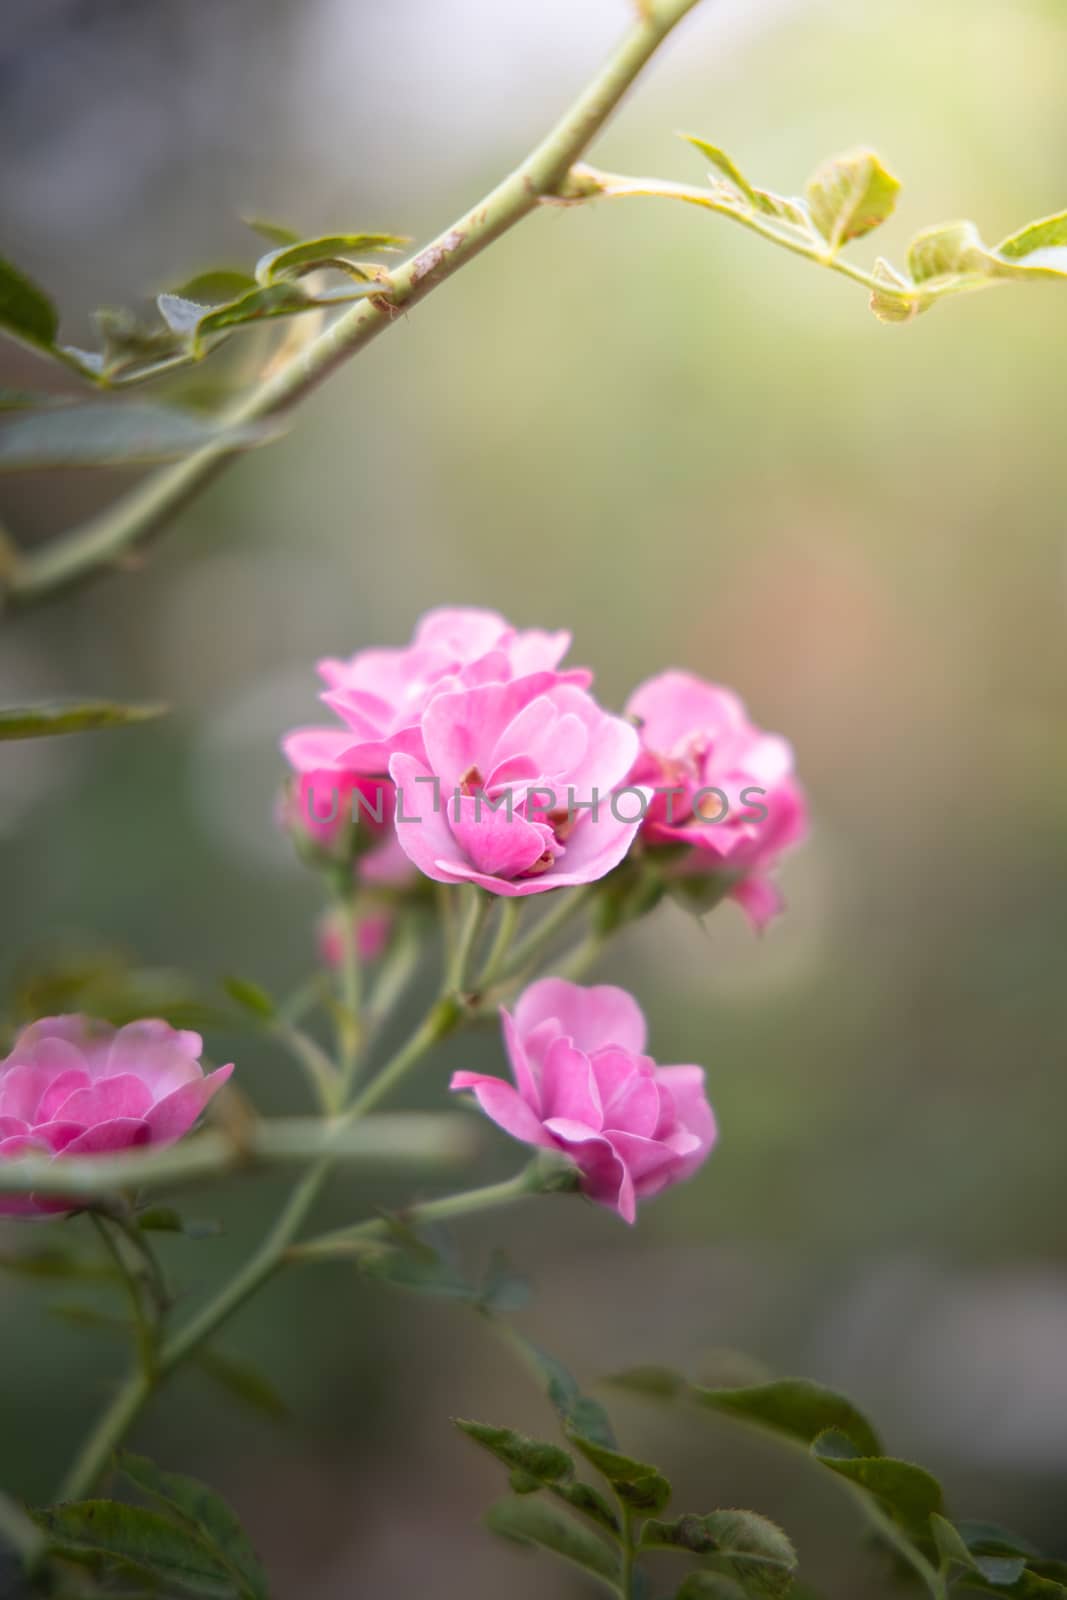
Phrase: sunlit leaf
[
  {"left": 907, "top": 221, "right": 996, "bottom": 284},
  {"left": 0, "top": 701, "right": 167, "bottom": 740},
  {"left": 0, "top": 256, "right": 58, "bottom": 352},
  {"left": 169, "top": 269, "right": 257, "bottom": 303},
  {"left": 242, "top": 217, "right": 300, "bottom": 247},
  {"left": 119, "top": 1453, "right": 268, "bottom": 1600},
  {"left": 811, "top": 1429, "right": 942, "bottom": 1538},
  {"left": 0, "top": 403, "right": 273, "bottom": 471},
  {"left": 682, "top": 137, "right": 810, "bottom": 228},
  {"left": 192, "top": 280, "right": 378, "bottom": 343},
  {"left": 34, "top": 1501, "right": 237, "bottom": 1596},
  {"left": 867, "top": 257, "right": 926, "bottom": 324},
  {"left": 805, "top": 148, "right": 901, "bottom": 248},
  {"left": 486, "top": 1496, "right": 620, "bottom": 1590},
  {"left": 996, "top": 210, "right": 1067, "bottom": 266},
  {"left": 693, "top": 1377, "right": 882, "bottom": 1457},
  {"left": 254, "top": 233, "right": 408, "bottom": 285}
]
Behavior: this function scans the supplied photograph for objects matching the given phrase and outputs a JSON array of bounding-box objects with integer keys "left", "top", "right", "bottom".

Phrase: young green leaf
[
  {"left": 867, "top": 257, "right": 926, "bottom": 324},
  {"left": 643, "top": 1510, "right": 797, "bottom": 1599},
  {"left": 118, "top": 1453, "right": 268, "bottom": 1600},
  {"left": 137, "top": 1206, "right": 223, "bottom": 1240},
  {"left": 805, "top": 148, "right": 901, "bottom": 249},
  {"left": 810, "top": 1429, "right": 943, "bottom": 1539},
  {"left": 0, "top": 700, "right": 166, "bottom": 741},
  {"left": 34, "top": 1501, "right": 238, "bottom": 1597},
  {"left": 254, "top": 233, "right": 408, "bottom": 285},
  {"left": 0, "top": 256, "right": 59, "bottom": 352},
  {"left": 512, "top": 1337, "right": 617, "bottom": 1447},
  {"left": 683, "top": 137, "right": 760, "bottom": 205},
  {"left": 169, "top": 269, "right": 258, "bottom": 303},
  {"left": 156, "top": 293, "right": 210, "bottom": 335},
  {"left": 194, "top": 1349, "right": 289, "bottom": 1422},
  {"left": 222, "top": 976, "right": 276, "bottom": 1021},
  {"left": 242, "top": 217, "right": 301, "bottom": 247},
  {"left": 486, "top": 1496, "right": 620, "bottom": 1591},
  {"left": 606, "top": 1364, "right": 687, "bottom": 1401},
  {"left": 550, "top": 1480, "right": 620, "bottom": 1536},
  {"left": 564, "top": 1432, "right": 671, "bottom": 1514},
  {"left": 693, "top": 1377, "right": 882, "bottom": 1457},
  {"left": 455, "top": 1420, "right": 574, "bottom": 1485},
  {"left": 0, "top": 403, "right": 273, "bottom": 471},
  {"left": 907, "top": 221, "right": 995, "bottom": 284}
]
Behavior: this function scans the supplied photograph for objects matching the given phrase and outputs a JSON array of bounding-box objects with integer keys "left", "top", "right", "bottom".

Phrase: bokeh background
[{"left": 3, "top": 0, "right": 1066, "bottom": 1594}]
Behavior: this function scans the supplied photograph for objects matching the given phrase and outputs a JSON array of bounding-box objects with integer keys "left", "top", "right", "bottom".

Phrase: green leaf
[
  {"left": 478, "top": 1249, "right": 531, "bottom": 1313},
  {"left": 222, "top": 976, "right": 276, "bottom": 1021},
  {"left": 360, "top": 1245, "right": 479, "bottom": 1301},
  {"left": 0, "top": 1248, "right": 117, "bottom": 1281},
  {"left": 932, "top": 1515, "right": 1026, "bottom": 1588},
  {"left": 486, "top": 1496, "right": 620, "bottom": 1591},
  {"left": 644, "top": 1510, "right": 797, "bottom": 1599},
  {"left": 0, "top": 389, "right": 71, "bottom": 411},
  {"left": 137, "top": 1206, "right": 223, "bottom": 1240},
  {"left": 192, "top": 280, "right": 378, "bottom": 344},
  {"left": 682, "top": 137, "right": 810, "bottom": 228},
  {"left": 513, "top": 1337, "right": 617, "bottom": 1448},
  {"left": 867, "top": 256, "right": 927, "bottom": 325},
  {"left": 254, "top": 233, "right": 408, "bottom": 285},
  {"left": 455, "top": 1420, "right": 574, "bottom": 1485},
  {"left": 693, "top": 1377, "right": 882, "bottom": 1457},
  {"left": 34, "top": 1501, "right": 237, "bottom": 1596},
  {"left": 0, "top": 256, "right": 58, "bottom": 352},
  {"left": 0, "top": 700, "right": 166, "bottom": 741},
  {"left": 194, "top": 1349, "right": 289, "bottom": 1422},
  {"left": 242, "top": 217, "right": 301, "bottom": 247},
  {"left": 805, "top": 148, "right": 901, "bottom": 248},
  {"left": 565, "top": 1432, "right": 671, "bottom": 1514},
  {"left": 811, "top": 1429, "right": 943, "bottom": 1538},
  {"left": 907, "top": 221, "right": 996, "bottom": 284},
  {"left": 675, "top": 1576, "right": 750, "bottom": 1600},
  {"left": 0, "top": 403, "right": 274, "bottom": 472},
  {"left": 89, "top": 306, "right": 186, "bottom": 377},
  {"left": 550, "top": 1480, "right": 620, "bottom": 1536},
  {"left": 996, "top": 210, "right": 1067, "bottom": 267},
  {"left": 606, "top": 1364, "right": 688, "bottom": 1401},
  {"left": 169, "top": 269, "right": 258, "bottom": 303},
  {"left": 156, "top": 294, "right": 210, "bottom": 335},
  {"left": 118, "top": 1453, "right": 268, "bottom": 1600}
]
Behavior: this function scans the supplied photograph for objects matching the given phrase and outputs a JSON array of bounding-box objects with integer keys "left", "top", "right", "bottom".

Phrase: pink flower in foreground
[
  {"left": 282, "top": 606, "right": 588, "bottom": 784},
  {"left": 451, "top": 979, "right": 716, "bottom": 1223},
  {"left": 389, "top": 677, "right": 645, "bottom": 895},
  {"left": 626, "top": 670, "right": 808, "bottom": 930},
  {"left": 0, "top": 1017, "right": 233, "bottom": 1219}
]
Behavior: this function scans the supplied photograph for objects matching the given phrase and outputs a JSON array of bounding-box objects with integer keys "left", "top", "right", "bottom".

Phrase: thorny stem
[{"left": 5, "top": 0, "right": 704, "bottom": 612}]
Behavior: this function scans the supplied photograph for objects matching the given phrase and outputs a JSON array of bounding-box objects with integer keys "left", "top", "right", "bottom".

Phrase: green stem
[
  {"left": 333, "top": 882, "right": 364, "bottom": 1100},
  {"left": 476, "top": 897, "right": 521, "bottom": 991},
  {"left": 345, "top": 995, "right": 462, "bottom": 1120},
  {"left": 495, "top": 887, "right": 593, "bottom": 984},
  {"left": 5, "top": 0, "right": 704, "bottom": 612},
  {"left": 290, "top": 1161, "right": 543, "bottom": 1260},
  {"left": 89, "top": 1214, "right": 157, "bottom": 1381},
  {"left": 447, "top": 886, "right": 490, "bottom": 993},
  {"left": 619, "top": 1508, "right": 637, "bottom": 1599}
]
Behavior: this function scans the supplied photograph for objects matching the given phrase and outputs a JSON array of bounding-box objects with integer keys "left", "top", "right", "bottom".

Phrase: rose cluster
[{"left": 283, "top": 607, "right": 806, "bottom": 924}]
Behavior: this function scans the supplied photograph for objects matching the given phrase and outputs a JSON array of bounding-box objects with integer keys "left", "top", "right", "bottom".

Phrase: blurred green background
[{"left": 2, "top": 0, "right": 1066, "bottom": 1593}]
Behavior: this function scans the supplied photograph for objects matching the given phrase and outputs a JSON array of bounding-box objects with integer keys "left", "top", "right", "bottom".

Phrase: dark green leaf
[
  {"left": 811, "top": 1430, "right": 943, "bottom": 1537},
  {"left": 137, "top": 1207, "right": 223, "bottom": 1240},
  {"left": 932, "top": 1515, "right": 1026, "bottom": 1588},
  {"left": 169, "top": 270, "right": 257, "bottom": 303},
  {"left": 222, "top": 976, "right": 276, "bottom": 1021},
  {"left": 675, "top": 1576, "right": 749, "bottom": 1600},
  {"left": 513, "top": 1337, "right": 617, "bottom": 1448},
  {"left": 0, "top": 701, "right": 167, "bottom": 741},
  {"left": 957, "top": 1523, "right": 1039, "bottom": 1560},
  {"left": 254, "top": 233, "right": 408, "bottom": 285},
  {"left": 0, "top": 403, "right": 274, "bottom": 471},
  {"left": 565, "top": 1432, "right": 671, "bottom": 1514},
  {"left": 693, "top": 1377, "right": 882, "bottom": 1457},
  {"left": 455, "top": 1420, "right": 574, "bottom": 1484},
  {"left": 119, "top": 1453, "right": 268, "bottom": 1600},
  {"left": 34, "top": 1501, "right": 237, "bottom": 1596},
  {"left": 644, "top": 1510, "right": 797, "bottom": 1599},
  {"left": 486, "top": 1496, "right": 620, "bottom": 1590},
  {"left": 0, "top": 1248, "right": 116, "bottom": 1281},
  {"left": 550, "top": 1481, "right": 620, "bottom": 1536},
  {"left": 0, "top": 256, "right": 58, "bottom": 351},
  {"left": 194, "top": 1350, "right": 289, "bottom": 1422},
  {"left": 805, "top": 149, "right": 901, "bottom": 248},
  {"left": 478, "top": 1249, "right": 531, "bottom": 1313},
  {"left": 360, "top": 1246, "right": 479, "bottom": 1301}
]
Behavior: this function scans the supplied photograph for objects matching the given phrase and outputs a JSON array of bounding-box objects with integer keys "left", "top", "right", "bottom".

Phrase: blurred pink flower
[
  {"left": 389, "top": 677, "right": 645, "bottom": 895},
  {"left": 626, "top": 670, "right": 808, "bottom": 929},
  {"left": 0, "top": 1017, "right": 233, "bottom": 1219},
  {"left": 451, "top": 978, "right": 716, "bottom": 1223},
  {"left": 317, "top": 905, "right": 393, "bottom": 967}
]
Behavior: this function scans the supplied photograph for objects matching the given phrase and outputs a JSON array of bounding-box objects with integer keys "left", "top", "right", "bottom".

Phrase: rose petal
[
  {"left": 514, "top": 979, "right": 647, "bottom": 1057},
  {"left": 540, "top": 1037, "right": 603, "bottom": 1128},
  {"left": 450, "top": 1072, "right": 553, "bottom": 1148},
  {"left": 145, "top": 1063, "right": 233, "bottom": 1146},
  {"left": 60, "top": 1118, "right": 151, "bottom": 1156}
]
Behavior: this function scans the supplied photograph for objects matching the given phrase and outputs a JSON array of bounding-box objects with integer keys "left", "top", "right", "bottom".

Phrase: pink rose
[
  {"left": 451, "top": 978, "right": 716, "bottom": 1223},
  {"left": 282, "top": 606, "right": 588, "bottom": 782},
  {"left": 626, "top": 670, "right": 808, "bottom": 929},
  {"left": 389, "top": 677, "right": 646, "bottom": 896},
  {"left": 0, "top": 1017, "right": 233, "bottom": 1218}
]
